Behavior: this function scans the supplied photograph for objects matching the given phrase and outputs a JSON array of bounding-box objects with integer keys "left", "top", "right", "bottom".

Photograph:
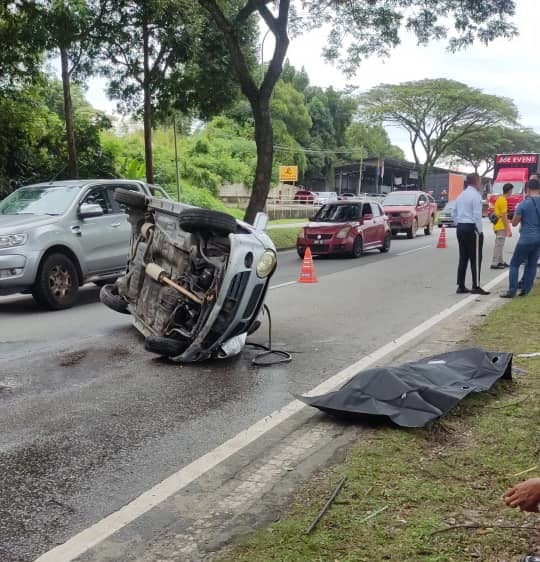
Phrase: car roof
[
  {"left": 320, "top": 199, "right": 380, "bottom": 206},
  {"left": 21, "top": 179, "right": 147, "bottom": 189}
]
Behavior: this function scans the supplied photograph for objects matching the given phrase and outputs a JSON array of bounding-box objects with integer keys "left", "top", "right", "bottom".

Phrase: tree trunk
[
  {"left": 60, "top": 45, "right": 78, "bottom": 179},
  {"left": 244, "top": 97, "right": 273, "bottom": 224},
  {"left": 142, "top": 9, "right": 153, "bottom": 184}
]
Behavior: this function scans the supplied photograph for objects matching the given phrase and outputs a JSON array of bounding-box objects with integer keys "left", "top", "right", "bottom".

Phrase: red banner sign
[{"left": 496, "top": 154, "right": 538, "bottom": 165}]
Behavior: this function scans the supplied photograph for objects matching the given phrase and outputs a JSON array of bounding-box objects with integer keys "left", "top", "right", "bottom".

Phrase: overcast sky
[{"left": 86, "top": 0, "right": 539, "bottom": 161}]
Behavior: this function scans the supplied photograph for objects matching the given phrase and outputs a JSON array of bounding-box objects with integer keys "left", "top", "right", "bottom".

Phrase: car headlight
[
  {"left": 256, "top": 250, "right": 277, "bottom": 278},
  {"left": 0, "top": 233, "right": 28, "bottom": 249},
  {"left": 336, "top": 227, "right": 351, "bottom": 239}
]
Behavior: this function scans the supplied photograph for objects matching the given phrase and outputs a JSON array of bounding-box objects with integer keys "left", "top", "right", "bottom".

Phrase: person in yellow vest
[{"left": 490, "top": 182, "right": 513, "bottom": 269}]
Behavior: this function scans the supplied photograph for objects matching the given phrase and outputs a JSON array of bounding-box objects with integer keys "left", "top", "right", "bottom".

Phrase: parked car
[
  {"left": 296, "top": 200, "right": 391, "bottom": 258},
  {"left": 382, "top": 190, "right": 437, "bottom": 238},
  {"left": 313, "top": 191, "right": 338, "bottom": 206},
  {"left": 293, "top": 190, "right": 315, "bottom": 204},
  {"left": 100, "top": 190, "right": 276, "bottom": 362},
  {"left": 438, "top": 201, "right": 456, "bottom": 228},
  {"left": 0, "top": 179, "right": 169, "bottom": 309},
  {"left": 338, "top": 192, "right": 357, "bottom": 200}
]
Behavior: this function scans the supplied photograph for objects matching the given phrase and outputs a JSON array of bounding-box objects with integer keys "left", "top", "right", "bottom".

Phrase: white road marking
[
  {"left": 269, "top": 280, "right": 296, "bottom": 290},
  {"left": 34, "top": 270, "right": 509, "bottom": 562},
  {"left": 396, "top": 244, "right": 432, "bottom": 256}
]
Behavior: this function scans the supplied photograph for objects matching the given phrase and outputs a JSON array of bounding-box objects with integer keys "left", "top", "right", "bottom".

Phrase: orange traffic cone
[
  {"left": 298, "top": 247, "right": 317, "bottom": 283},
  {"left": 436, "top": 225, "right": 447, "bottom": 249}
]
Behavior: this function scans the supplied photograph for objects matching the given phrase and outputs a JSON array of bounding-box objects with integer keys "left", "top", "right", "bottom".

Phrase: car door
[
  {"left": 417, "top": 194, "right": 429, "bottom": 227},
  {"left": 360, "top": 202, "right": 376, "bottom": 246},
  {"left": 371, "top": 203, "right": 385, "bottom": 244}
]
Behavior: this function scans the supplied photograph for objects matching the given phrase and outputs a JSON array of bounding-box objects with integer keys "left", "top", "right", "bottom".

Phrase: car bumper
[
  {"left": 388, "top": 218, "right": 414, "bottom": 232},
  {"left": 297, "top": 236, "right": 351, "bottom": 255},
  {"left": 0, "top": 252, "right": 40, "bottom": 294}
]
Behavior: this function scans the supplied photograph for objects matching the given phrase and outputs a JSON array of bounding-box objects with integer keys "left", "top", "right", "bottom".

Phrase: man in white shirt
[{"left": 452, "top": 173, "right": 490, "bottom": 295}]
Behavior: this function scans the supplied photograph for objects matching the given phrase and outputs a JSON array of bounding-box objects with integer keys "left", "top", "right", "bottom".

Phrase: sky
[{"left": 86, "top": 0, "right": 540, "bottom": 161}]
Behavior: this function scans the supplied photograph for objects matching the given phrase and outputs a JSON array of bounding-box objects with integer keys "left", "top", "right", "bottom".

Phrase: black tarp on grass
[{"left": 298, "top": 348, "right": 512, "bottom": 428}]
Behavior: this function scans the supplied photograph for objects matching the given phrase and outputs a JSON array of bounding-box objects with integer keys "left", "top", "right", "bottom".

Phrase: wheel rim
[{"left": 48, "top": 264, "right": 73, "bottom": 300}]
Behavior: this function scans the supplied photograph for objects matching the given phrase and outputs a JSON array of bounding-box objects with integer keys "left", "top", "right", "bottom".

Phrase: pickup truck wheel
[
  {"left": 32, "top": 253, "right": 79, "bottom": 310},
  {"left": 144, "top": 336, "right": 189, "bottom": 357},
  {"left": 297, "top": 248, "right": 306, "bottom": 259},
  {"left": 113, "top": 188, "right": 148, "bottom": 211},
  {"left": 351, "top": 236, "right": 363, "bottom": 258},
  {"left": 407, "top": 220, "right": 418, "bottom": 239},
  {"left": 178, "top": 209, "right": 237, "bottom": 237},
  {"left": 99, "top": 284, "right": 130, "bottom": 314},
  {"left": 380, "top": 234, "right": 391, "bottom": 253},
  {"left": 424, "top": 216, "right": 434, "bottom": 235}
]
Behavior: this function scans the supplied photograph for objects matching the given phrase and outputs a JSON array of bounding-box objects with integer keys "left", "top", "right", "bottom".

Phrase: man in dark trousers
[{"left": 452, "top": 173, "right": 490, "bottom": 295}]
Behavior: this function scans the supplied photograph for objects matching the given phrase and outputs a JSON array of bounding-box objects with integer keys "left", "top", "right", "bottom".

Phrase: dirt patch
[{"left": 59, "top": 350, "right": 88, "bottom": 367}]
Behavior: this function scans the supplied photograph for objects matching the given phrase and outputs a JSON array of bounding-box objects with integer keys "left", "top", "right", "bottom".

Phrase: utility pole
[{"left": 173, "top": 117, "right": 180, "bottom": 201}]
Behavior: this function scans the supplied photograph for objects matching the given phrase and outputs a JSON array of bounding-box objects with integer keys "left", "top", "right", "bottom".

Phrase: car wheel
[
  {"left": 424, "top": 216, "right": 434, "bottom": 235},
  {"left": 351, "top": 236, "right": 363, "bottom": 258},
  {"left": 380, "top": 234, "right": 391, "bottom": 253},
  {"left": 407, "top": 220, "right": 418, "bottom": 239},
  {"left": 297, "top": 248, "right": 306, "bottom": 259},
  {"left": 99, "top": 284, "right": 130, "bottom": 315},
  {"left": 178, "top": 208, "right": 237, "bottom": 237},
  {"left": 113, "top": 188, "right": 148, "bottom": 210},
  {"left": 438, "top": 223, "right": 442, "bottom": 228},
  {"left": 32, "top": 253, "right": 79, "bottom": 310},
  {"left": 144, "top": 335, "right": 189, "bottom": 357}
]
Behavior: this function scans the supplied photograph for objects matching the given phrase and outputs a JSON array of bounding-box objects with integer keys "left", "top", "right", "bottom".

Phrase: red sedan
[{"left": 296, "top": 200, "right": 391, "bottom": 258}]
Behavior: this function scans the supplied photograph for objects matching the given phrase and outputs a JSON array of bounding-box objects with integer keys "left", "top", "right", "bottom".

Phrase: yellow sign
[{"left": 279, "top": 165, "right": 298, "bottom": 182}]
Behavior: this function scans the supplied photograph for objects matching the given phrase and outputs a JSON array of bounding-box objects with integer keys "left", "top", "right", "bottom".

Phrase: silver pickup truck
[{"left": 0, "top": 179, "right": 169, "bottom": 309}]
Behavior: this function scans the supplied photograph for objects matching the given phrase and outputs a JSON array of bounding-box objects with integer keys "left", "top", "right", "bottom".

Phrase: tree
[
  {"left": 199, "top": 0, "right": 517, "bottom": 223},
  {"left": 99, "top": 0, "right": 251, "bottom": 184},
  {"left": 361, "top": 79, "right": 518, "bottom": 186},
  {"left": 345, "top": 122, "right": 404, "bottom": 161},
  {"left": 446, "top": 126, "right": 540, "bottom": 177}
]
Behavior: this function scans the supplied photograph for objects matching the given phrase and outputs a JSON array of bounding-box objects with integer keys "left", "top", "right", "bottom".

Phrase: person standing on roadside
[
  {"left": 490, "top": 183, "right": 513, "bottom": 269},
  {"left": 501, "top": 179, "right": 540, "bottom": 298},
  {"left": 452, "top": 173, "right": 490, "bottom": 295}
]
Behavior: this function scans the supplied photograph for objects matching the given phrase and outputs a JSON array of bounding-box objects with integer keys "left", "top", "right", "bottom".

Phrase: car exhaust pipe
[{"left": 145, "top": 263, "right": 203, "bottom": 305}]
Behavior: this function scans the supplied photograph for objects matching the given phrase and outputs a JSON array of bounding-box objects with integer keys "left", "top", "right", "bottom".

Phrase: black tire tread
[
  {"left": 99, "top": 284, "right": 130, "bottom": 314},
  {"left": 178, "top": 208, "right": 237, "bottom": 236},
  {"left": 32, "top": 253, "right": 79, "bottom": 310},
  {"left": 113, "top": 188, "right": 147, "bottom": 210},
  {"left": 144, "top": 335, "right": 189, "bottom": 357}
]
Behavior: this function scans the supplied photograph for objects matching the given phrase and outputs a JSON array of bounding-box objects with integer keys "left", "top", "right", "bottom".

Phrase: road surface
[{"left": 0, "top": 224, "right": 515, "bottom": 562}]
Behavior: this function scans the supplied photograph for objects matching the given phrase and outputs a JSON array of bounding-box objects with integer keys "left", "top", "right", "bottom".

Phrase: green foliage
[
  {"left": 446, "top": 126, "right": 540, "bottom": 176},
  {"left": 361, "top": 79, "right": 519, "bottom": 185},
  {"left": 345, "top": 122, "right": 404, "bottom": 161}
]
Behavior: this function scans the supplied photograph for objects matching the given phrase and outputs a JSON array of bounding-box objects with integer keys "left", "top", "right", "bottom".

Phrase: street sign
[{"left": 279, "top": 165, "right": 298, "bottom": 182}]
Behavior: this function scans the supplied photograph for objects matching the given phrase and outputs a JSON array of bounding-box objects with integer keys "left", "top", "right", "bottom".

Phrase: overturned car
[{"left": 100, "top": 189, "right": 277, "bottom": 362}]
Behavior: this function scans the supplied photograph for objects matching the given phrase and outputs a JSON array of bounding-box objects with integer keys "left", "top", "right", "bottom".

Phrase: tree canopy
[{"left": 360, "top": 79, "right": 519, "bottom": 186}]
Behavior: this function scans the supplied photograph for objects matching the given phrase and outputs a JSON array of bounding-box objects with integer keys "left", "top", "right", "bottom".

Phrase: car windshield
[
  {"left": 383, "top": 192, "right": 418, "bottom": 206},
  {"left": 492, "top": 181, "right": 524, "bottom": 195},
  {"left": 313, "top": 204, "right": 358, "bottom": 222},
  {"left": 0, "top": 185, "right": 80, "bottom": 215}
]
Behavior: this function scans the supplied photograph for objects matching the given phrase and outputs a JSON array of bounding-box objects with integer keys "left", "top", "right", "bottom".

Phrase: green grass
[
  {"left": 268, "top": 227, "right": 301, "bottom": 251},
  {"left": 217, "top": 289, "right": 540, "bottom": 562},
  {"left": 269, "top": 218, "right": 308, "bottom": 225}
]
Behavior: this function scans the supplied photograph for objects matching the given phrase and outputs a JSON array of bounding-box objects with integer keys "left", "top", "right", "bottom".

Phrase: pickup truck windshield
[
  {"left": 0, "top": 186, "right": 79, "bottom": 215},
  {"left": 383, "top": 193, "right": 418, "bottom": 206}
]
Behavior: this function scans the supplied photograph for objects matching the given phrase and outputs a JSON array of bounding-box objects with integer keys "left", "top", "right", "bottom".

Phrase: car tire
[
  {"left": 297, "top": 248, "right": 306, "bottom": 259},
  {"left": 380, "top": 234, "right": 391, "bottom": 253},
  {"left": 178, "top": 208, "right": 237, "bottom": 237},
  {"left": 113, "top": 188, "right": 147, "bottom": 210},
  {"left": 424, "top": 216, "right": 434, "bottom": 236},
  {"left": 351, "top": 236, "right": 363, "bottom": 258},
  {"left": 438, "top": 223, "right": 442, "bottom": 228},
  {"left": 99, "top": 284, "right": 130, "bottom": 315},
  {"left": 407, "top": 220, "right": 418, "bottom": 239},
  {"left": 144, "top": 335, "right": 189, "bottom": 357},
  {"left": 32, "top": 253, "right": 79, "bottom": 310}
]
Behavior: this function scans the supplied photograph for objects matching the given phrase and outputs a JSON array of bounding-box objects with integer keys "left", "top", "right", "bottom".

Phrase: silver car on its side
[
  {"left": 100, "top": 190, "right": 277, "bottom": 362},
  {"left": 0, "top": 179, "right": 169, "bottom": 309}
]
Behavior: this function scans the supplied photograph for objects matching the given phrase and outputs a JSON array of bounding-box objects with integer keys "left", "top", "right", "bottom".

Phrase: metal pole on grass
[{"left": 173, "top": 116, "right": 180, "bottom": 201}]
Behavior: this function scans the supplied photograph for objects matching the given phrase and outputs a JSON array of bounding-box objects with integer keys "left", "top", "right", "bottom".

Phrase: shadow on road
[{"left": 0, "top": 286, "right": 102, "bottom": 314}]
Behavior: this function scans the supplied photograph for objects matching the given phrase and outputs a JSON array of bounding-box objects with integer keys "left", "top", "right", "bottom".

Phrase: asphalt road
[{"left": 0, "top": 223, "right": 515, "bottom": 562}]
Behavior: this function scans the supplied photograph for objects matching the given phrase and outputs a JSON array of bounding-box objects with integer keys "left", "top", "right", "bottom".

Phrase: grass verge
[
  {"left": 217, "top": 290, "right": 540, "bottom": 562},
  {"left": 268, "top": 227, "right": 301, "bottom": 251}
]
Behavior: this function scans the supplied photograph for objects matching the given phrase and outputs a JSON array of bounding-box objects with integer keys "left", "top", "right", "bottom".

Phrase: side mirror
[
  {"left": 362, "top": 213, "right": 373, "bottom": 221},
  {"left": 79, "top": 203, "right": 104, "bottom": 218},
  {"left": 253, "top": 212, "right": 268, "bottom": 232}
]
